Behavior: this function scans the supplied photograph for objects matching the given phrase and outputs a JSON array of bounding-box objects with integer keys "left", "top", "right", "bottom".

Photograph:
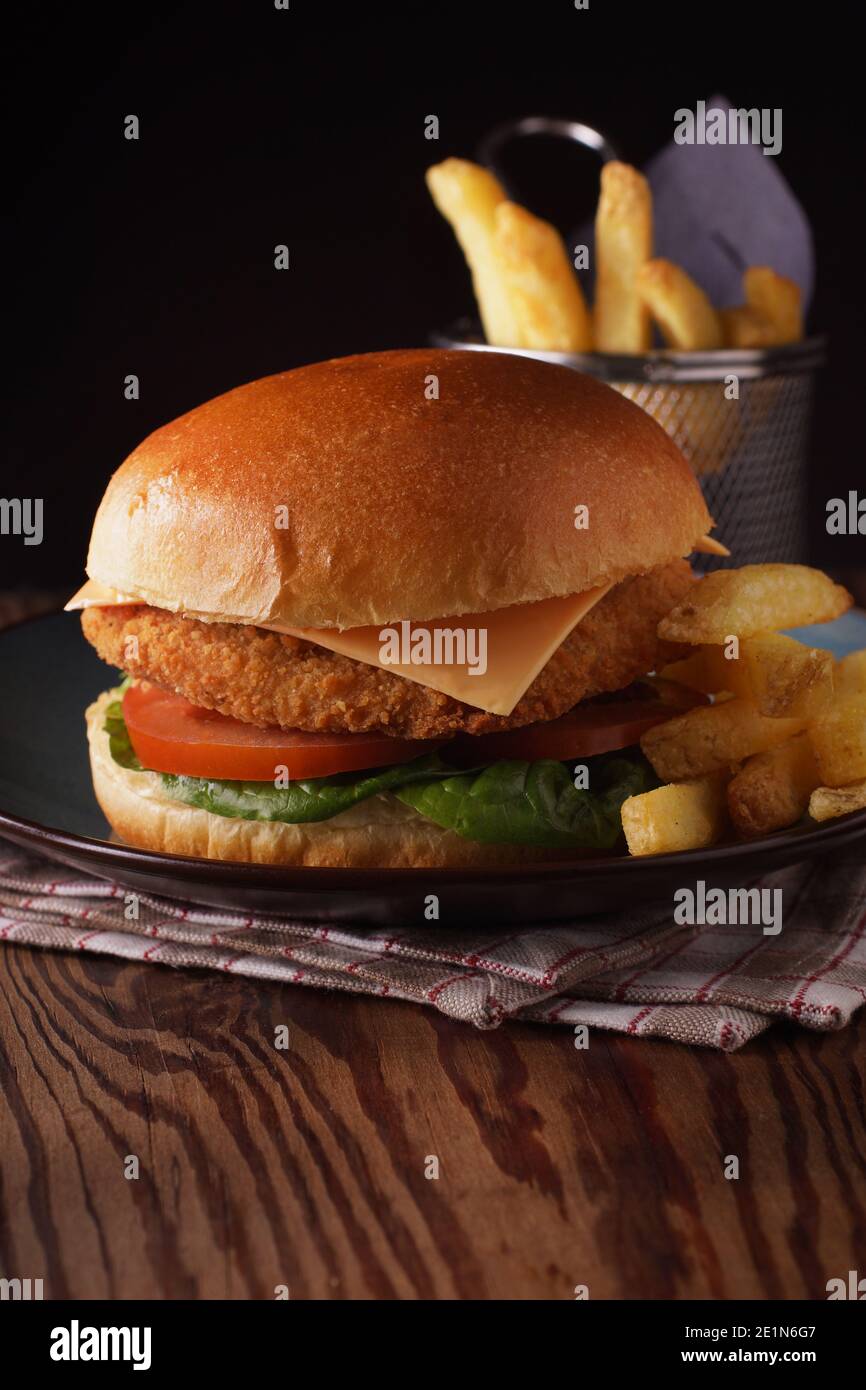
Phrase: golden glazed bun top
[{"left": 86, "top": 349, "right": 713, "bottom": 628}]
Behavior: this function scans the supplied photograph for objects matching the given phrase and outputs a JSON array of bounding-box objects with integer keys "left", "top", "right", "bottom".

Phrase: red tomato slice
[
  {"left": 122, "top": 683, "right": 442, "bottom": 781},
  {"left": 448, "top": 699, "right": 686, "bottom": 766}
]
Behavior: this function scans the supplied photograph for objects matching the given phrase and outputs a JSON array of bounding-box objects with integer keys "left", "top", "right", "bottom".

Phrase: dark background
[{"left": 4, "top": 1, "right": 864, "bottom": 598}]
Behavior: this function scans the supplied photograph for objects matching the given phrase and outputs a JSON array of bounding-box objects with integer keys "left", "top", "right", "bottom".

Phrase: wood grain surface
[{"left": 1, "top": 942, "right": 865, "bottom": 1300}]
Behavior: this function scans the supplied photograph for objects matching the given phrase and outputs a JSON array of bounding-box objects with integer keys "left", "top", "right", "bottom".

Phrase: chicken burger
[{"left": 67, "top": 348, "right": 719, "bottom": 867}]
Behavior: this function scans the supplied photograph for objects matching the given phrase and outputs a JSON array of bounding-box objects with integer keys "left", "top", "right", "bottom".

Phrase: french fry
[
  {"left": 640, "top": 676, "right": 710, "bottom": 711},
  {"left": 425, "top": 158, "right": 518, "bottom": 346},
  {"left": 808, "top": 696, "right": 866, "bottom": 786},
  {"left": 740, "top": 633, "right": 834, "bottom": 719},
  {"left": 659, "top": 645, "right": 752, "bottom": 698},
  {"left": 621, "top": 776, "right": 728, "bottom": 856},
  {"left": 727, "top": 734, "right": 820, "bottom": 837},
  {"left": 658, "top": 649, "right": 711, "bottom": 693},
  {"left": 593, "top": 162, "right": 652, "bottom": 352},
  {"left": 635, "top": 258, "right": 724, "bottom": 350},
  {"left": 701, "top": 646, "right": 752, "bottom": 697},
  {"left": 658, "top": 564, "right": 853, "bottom": 645},
  {"left": 663, "top": 638, "right": 833, "bottom": 716},
  {"left": 641, "top": 699, "right": 807, "bottom": 781},
  {"left": 809, "top": 779, "right": 866, "bottom": 822},
  {"left": 493, "top": 201, "right": 593, "bottom": 352},
  {"left": 744, "top": 267, "right": 803, "bottom": 344},
  {"left": 837, "top": 649, "right": 866, "bottom": 697},
  {"left": 720, "top": 305, "right": 778, "bottom": 349}
]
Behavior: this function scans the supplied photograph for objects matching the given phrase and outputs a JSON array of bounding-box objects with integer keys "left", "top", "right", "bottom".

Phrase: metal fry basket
[
  {"left": 431, "top": 116, "right": 825, "bottom": 570},
  {"left": 429, "top": 328, "right": 826, "bottom": 571}
]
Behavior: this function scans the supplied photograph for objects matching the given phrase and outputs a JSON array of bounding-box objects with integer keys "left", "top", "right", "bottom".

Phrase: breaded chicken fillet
[{"left": 81, "top": 558, "right": 692, "bottom": 739}]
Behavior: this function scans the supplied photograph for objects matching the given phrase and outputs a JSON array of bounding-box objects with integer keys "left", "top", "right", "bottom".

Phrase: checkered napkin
[{"left": 1, "top": 844, "right": 864, "bottom": 1050}]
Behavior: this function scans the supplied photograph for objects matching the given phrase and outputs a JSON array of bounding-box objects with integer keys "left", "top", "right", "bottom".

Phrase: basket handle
[{"left": 477, "top": 115, "right": 621, "bottom": 190}]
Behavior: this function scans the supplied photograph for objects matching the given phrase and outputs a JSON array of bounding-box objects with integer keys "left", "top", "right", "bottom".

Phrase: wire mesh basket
[
  {"left": 431, "top": 114, "right": 824, "bottom": 571},
  {"left": 430, "top": 327, "right": 826, "bottom": 571}
]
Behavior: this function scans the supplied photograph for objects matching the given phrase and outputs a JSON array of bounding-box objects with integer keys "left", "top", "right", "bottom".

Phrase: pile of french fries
[
  {"left": 426, "top": 157, "right": 804, "bottom": 353},
  {"left": 619, "top": 564, "right": 866, "bottom": 855}
]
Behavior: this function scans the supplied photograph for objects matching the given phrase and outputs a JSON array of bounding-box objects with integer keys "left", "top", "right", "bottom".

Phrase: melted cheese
[{"left": 66, "top": 578, "right": 611, "bottom": 715}]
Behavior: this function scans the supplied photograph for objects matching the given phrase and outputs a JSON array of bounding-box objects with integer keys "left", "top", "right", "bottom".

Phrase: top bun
[{"left": 87, "top": 349, "right": 713, "bottom": 629}]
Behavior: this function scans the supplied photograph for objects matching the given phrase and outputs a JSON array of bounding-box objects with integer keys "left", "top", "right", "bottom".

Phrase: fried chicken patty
[{"left": 81, "top": 559, "right": 693, "bottom": 738}]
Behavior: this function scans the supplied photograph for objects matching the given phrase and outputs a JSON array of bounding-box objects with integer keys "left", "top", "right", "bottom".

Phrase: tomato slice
[
  {"left": 122, "top": 683, "right": 442, "bottom": 781},
  {"left": 448, "top": 699, "right": 687, "bottom": 766},
  {"left": 122, "top": 679, "right": 705, "bottom": 783}
]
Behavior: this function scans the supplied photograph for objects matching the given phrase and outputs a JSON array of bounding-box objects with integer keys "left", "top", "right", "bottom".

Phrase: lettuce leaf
[
  {"left": 104, "top": 698, "right": 142, "bottom": 771},
  {"left": 159, "top": 755, "right": 454, "bottom": 824},
  {"left": 395, "top": 754, "right": 658, "bottom": 850}
]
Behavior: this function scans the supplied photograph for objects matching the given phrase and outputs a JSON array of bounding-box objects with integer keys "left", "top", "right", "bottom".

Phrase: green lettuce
[
  {"left": 395, "top": 754, "right": 657, "bottom": 850},
  {"left": 159, "top": 755, "right": 453, "bottom": 825},
  {"left": 104, "top": 697, "right": 142, "bottom": 771}
]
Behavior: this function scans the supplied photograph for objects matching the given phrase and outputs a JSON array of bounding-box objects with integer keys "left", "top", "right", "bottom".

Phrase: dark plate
[{"left": 1, "top": 613, "right": 865, "bottom": 925}]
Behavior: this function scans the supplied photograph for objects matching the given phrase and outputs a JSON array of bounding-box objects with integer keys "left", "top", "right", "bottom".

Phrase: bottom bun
[{"left": 87, "top": 690, "right": 576, "bottom": 868}]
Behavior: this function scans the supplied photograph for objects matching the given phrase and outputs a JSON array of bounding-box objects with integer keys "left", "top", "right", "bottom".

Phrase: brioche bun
[{"left": 86, "top": 349, "right": 712, "bottom": 629}]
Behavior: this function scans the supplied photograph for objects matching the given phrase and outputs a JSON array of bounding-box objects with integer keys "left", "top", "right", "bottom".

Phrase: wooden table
[{"left": 2, "top": 942, "right": 864, "bottom": 1300}]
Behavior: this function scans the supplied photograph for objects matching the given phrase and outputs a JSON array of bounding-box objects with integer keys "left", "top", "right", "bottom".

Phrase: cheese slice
[
  {"left": 286, "top": 588, "right": 611, "bottom": 715},
  {"left": 693, "top": 534, "right": 730, "bottom": 557},
  {"left": 65, "top": 580, "right": 144, "bottom": 609},
  {"left": 66, "top": 578, "right": 611, "bottom": 715}
]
